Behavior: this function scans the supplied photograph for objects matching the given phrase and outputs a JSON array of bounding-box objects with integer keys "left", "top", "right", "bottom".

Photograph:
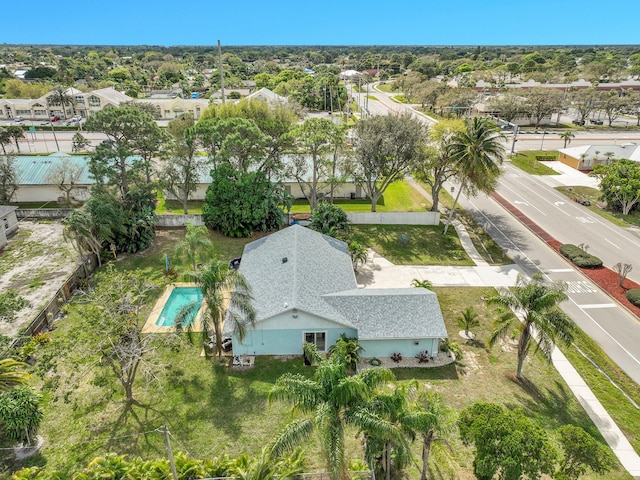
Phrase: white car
[
  {"left": 14, "top": 117, "right": 24, "bottom": 123},
  {"left": 71, "top": 115, "right": 82, "bottom": 121}
]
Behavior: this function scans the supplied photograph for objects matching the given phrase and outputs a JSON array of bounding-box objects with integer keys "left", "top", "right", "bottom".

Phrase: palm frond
[{"left": 270, "top": 417, "right": 315, "bottom": 459}]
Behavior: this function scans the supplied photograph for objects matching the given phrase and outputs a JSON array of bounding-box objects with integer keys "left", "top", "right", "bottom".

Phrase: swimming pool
[{"left": 156, "top": 287, "right": 203, "bottom": 327}]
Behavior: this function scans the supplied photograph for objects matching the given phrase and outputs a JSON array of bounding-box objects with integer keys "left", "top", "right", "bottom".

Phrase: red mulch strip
[{"left": 491, "top": 193, "right": 640, "bottom": 318}]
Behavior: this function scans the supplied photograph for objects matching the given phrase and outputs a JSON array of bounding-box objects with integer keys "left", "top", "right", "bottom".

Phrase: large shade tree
[
  {"left": 487, "top": 273, "right": 575, "bottom": 379},
  {"left": 269, "top": 343, "right": 396, "bottom": 480},
  {"left": 286, "top": 118, "right": 346, "bottom": 210},
  {"left": 353, "top": 113, "right": 428, "bottom": 212},
  {"left": 85, "top": 105, "right": 165, "bottom": 196},
  {"left": 592, "top": 158, "right": 640, "bottom": 215}
]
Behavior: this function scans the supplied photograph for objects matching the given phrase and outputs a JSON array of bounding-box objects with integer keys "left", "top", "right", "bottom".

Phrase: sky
[{"left": 3, "top": 0, "right": 640, "bottom": 46}]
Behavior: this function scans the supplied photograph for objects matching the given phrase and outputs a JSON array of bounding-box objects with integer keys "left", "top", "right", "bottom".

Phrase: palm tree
[
  {"left": 269, "top": 343, "right": 396, "bottom": 480},
  {"left": 404, "top": 391, "right": 457, "bottom": 480},
  {"left": 50, "top": 86, "right": 74, "bottom": 119},
  {"left": 560, "top": 130, "right": 575, "bottom": 148},
  {"left": 175, "top": 260, "right": 255, "bottom": 358},
  {"left": 0, "top": 358, "right": 31, "bottom": 391},
  {"left": 412, "top": 278, "right": 433, "bottom": 290},
  {"left": 348, "top": 241, "right": 368, "bottom": 272},
  {"left": 457, "top": 306, "right": 480, "bottom": 338},
  {"left": 362, "top": 384, "right": 415, "bottom": 480},
  {"left": 174, "top": 222, "right": 214, "bottom": 273},
  {"left": 444, "top": 117, "right": 504, "bottom": 234},
  {"left": 487, "top": 273, "right": 575, "bottom": 379}
]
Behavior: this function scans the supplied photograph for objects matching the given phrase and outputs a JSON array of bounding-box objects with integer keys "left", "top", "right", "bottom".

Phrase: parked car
[
  {"left": 40, "top": 121, "right": 51, "bottom": 125},
  {"left": 50, "top": 115, "right": 61, "bottom": 122},
  {"left": 71, "top": 115, "right": 82, "bottom": 121},
  {"left": 590, "top": 119, "right": 603, "bottom": 125},
  {"left": 572, "top": 119, "right": 585, "bottom": 126},
  {"left": 13, "top": 116, "right": 24, "bottom": 123}
]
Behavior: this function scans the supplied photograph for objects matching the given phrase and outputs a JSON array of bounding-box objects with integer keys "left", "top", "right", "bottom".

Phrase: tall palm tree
[
  {"left": 404, "top": 391, "right": 457, "bottom": 480},
  {"left": 444, "top": 117, "right": 504, "bottom": 234},
  {"left": 50, "top": 86, "right": 74, "bottom": 120},
  {"left": 269, "top": 344, "right": 396, "bottom": 480},
  {"left": 362, "top": 384, "right": 415, "bottom": 480},
  {"left": 560, "top": 130, "right": 575, "bottom": 148},
  {"left": 0, "top": 358, "right": 31, "bottom": 391},
  {"left": 175, "top": 260, "right": 255, "bottom": 358},
  {"left": 487, "top": 273, "right": 575, "bottom": 379},
  {"left": 174, "top": 222, "right": 213, "bottom": 273}
]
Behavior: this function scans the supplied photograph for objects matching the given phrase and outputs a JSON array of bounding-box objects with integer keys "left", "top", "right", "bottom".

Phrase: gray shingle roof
[
  {"left": 323, "top": 288, "right": 448, "bottom": 339},
  {"left": 238, "top": 225, "right": 447, "bottom": 341},
  {"left": 239, "top": 225, "right": 357, "bottom": 326}
]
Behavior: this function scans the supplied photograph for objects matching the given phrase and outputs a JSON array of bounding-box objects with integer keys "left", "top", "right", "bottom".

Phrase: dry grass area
[{"left": 0, "top": 221, "right": 78, "bottom": 338}]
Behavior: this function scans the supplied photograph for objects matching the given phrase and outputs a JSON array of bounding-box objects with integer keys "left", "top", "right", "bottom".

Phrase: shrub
[
  {"left": 398, "top": 233, "right": 411, "bottom": 247},
  {"left": 627, "top": 289, "right": 640, "bottom": 308},
  {"left": 559, "top": 244, "right": 603, "bottom": 269}
]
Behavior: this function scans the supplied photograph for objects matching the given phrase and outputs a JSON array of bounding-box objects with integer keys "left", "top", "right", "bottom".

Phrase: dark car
[
  {"left": 590, "top": 119, "right": 603, "bottom": 125},
  {"left": 572, "top": 119, "right": 585, "bottom": 126}
]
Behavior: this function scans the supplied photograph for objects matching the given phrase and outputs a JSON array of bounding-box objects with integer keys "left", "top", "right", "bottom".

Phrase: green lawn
[
  {"left": 509, "top": 150, "right": 560, "bottom": 175},
  {"left": 555, "top": 186, "right": 640, "bottom": 227},
  {"left": 350, "top": 224, "right": 473, "bottom": 266},
  {"left": 289, "top": 180, "right": 430, "bottom": 213},
  {"left": 375, "top": 82, "right": 398, "bottom": 93},
  {"left": 10, "top": 280, "right": 632, "bottom": 479},
  {"left": 391, "top": 95, "right": 408, "bottom": 103}
]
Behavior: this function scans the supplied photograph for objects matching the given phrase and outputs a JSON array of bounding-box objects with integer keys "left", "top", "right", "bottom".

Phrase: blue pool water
[{"left": 156, "top": 287, "right": 203, "bottom": 327}]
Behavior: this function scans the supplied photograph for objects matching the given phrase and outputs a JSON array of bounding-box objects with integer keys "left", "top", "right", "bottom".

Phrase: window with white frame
[
  {"left": 304, "top": 332, "right": 326, "bottom": 351},
  {"left": 88, "top": 96, "right": 100, "bottom": 107},
  {"left": 75, "top": 96, "right": 85, "bottom": 105}
]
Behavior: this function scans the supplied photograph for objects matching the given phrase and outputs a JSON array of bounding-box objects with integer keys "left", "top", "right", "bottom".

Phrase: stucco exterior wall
[
  {"left": 232, "top": 310, "right": 357, "bottom": 356},
  {"left": 359, "top": 338, "right": 441, "bottom": 359},
  {"left": 558, "top": 152, "right": 580, "bottom": 170},
  {"left": 14, "top": 185, "right": 91, "bottom": 203}
]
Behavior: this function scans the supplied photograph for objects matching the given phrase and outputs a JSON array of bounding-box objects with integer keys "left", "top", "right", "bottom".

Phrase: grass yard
[
  {"left": 289, "top": 180, "right": 430, "bottom": 213},
  {"left": 350, "top": 224, "right": 473, "bottom": 266},
  {"left": 375, "top": 82, "right": 398, "bottom": 93},
  {"left": 555, "top": 186, "right": 640, "bottom": 227},
  {"left": 8, "top": 282, "right": 632, "bottom": 479},
  {"left": 509, "top": 150, "right": 560, "bottom": 175}
]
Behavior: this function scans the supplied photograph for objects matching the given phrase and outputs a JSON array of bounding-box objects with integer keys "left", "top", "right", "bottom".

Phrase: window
[
  {"left": 16, "top": 109, "right": 30, "bottom": 115},
  {"left": 304, "top": 332, "right": 326, "bottom": 351},
  {"left": 88, "top": 96, "right": 100, "bottom": 107},
  {"left": 75, "top": 96, "right": 85, "bottom": 105},
  {"left": 34, "top": 110, "right": 46, "bottom": 116},
  {"left": 47, "top": 96, "right": 60, "bottom": 106}
]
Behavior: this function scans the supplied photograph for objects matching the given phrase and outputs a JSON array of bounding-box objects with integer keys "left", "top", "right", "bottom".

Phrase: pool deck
[{"left": 143, "top": 283, "right": 205, "bottom": 334}]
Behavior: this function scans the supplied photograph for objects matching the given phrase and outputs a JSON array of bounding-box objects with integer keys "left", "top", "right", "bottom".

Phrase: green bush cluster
[
  {"left": 626, "top": 289, "right": 640, "bottom": 307},
  {"left": 559, "top": 244, "right": 603, "bottom": 268},
  {"left": 535, "top": 155, "right": 557, "bottom": 161}
]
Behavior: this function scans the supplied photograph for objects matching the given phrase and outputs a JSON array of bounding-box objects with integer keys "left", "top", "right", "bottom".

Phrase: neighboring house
[
  {"left": 0, "top": 206, "right": 18, "bottom": 249},
  {"left": 244, "top": 87, "right": 287, "bottom": 105},
  {"left": 558, "top": 143, "right": 640, "bottom": 171},
  {"left": 0, "top": 86, "right": 210, "bottom": 121},
  {"left": 229, "top": 225, "right": 447, "bottom": 358},
  {"left": 166, "top": 153, "right": 365, "bottom": 202}
]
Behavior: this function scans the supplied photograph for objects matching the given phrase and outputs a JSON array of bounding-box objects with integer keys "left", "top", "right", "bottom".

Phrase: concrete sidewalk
[{"left": 356, "top": 249, "right": 524, "bottom": 289}]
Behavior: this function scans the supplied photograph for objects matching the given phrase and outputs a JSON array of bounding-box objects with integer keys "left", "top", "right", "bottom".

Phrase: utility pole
[
  {"left": 217, "top": 40, "right": 225, "bottom": 104},
  {"left": 162, "top": 425, "right": 178, "bottom": 480}
]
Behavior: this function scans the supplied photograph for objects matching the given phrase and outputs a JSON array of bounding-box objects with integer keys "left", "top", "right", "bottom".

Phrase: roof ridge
[{"left": 292, "top": 226, "right": 299, "bottom": 308}]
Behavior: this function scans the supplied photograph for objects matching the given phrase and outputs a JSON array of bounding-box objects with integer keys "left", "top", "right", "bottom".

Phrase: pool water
[{"left": 156, "top": 287, "right": 203, "bottom": 327}]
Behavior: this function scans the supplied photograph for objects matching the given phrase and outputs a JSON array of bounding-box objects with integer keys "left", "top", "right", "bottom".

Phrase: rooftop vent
[{"left": 282, "top": 257, "right": 288, "bottom": 264}]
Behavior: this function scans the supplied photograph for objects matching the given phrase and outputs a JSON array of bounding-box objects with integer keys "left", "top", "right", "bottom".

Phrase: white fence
[{"left": 346, "top": 211, "right": 440, "bottom": 225}]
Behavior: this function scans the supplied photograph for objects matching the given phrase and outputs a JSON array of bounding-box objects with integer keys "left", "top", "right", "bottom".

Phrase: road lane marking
[
  {"left": 576, "top": 216, "right": 595, "bottom": 223},
  {"left": 605, "top": 238, "right": 621, "bottom": 249},
  {"left": 547, "top": 268, "right": 574, "bottom": 272},
  {"left": 566, "top": 280, "right": 597, "bottom": 293},
  {"left": 578, "top": 303, "right": 617, "bottom": 309}
]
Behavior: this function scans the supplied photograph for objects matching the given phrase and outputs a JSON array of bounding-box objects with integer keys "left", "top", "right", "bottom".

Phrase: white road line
[
  {"left": 500, "top": 183, "right": 548, "bottom": 216},
  {"left": 566, "top": 280, "right": 597, "bottom": 294},
  {"left": 604, "top": 238, "right": 621, "bottom": 249},
  {"left": 578, "top": 304, "right": 617, "bottom": 309},
  {"left": 547, "top": 268, "right": 574, "bottom": 272}
]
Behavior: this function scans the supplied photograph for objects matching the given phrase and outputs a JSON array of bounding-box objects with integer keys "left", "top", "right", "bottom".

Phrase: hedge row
[
  {"left": 559, "top": 244, "right": 603, "bottom": 268},
  {"left": 536, "top": 155, "right": 557, "bottom": 161},
  {"left": 627, "top": 289, "right": 640, "bottom": 308}
]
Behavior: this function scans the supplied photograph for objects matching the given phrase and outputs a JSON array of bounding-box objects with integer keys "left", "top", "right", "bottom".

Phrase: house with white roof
[
  {"left": 558, "top": 143, "right": 640, "bottom": 171},
  {"left": 229, "top": 225, "right": 447, "bottom": 358}
]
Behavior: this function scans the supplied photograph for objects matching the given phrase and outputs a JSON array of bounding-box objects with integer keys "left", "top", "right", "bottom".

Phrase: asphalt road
[
  {"left": 357, "top": 84, "right": 640, "bottom": 385},
  {"left": 454, "top": 184, "right": 640, "bottom": 385}
]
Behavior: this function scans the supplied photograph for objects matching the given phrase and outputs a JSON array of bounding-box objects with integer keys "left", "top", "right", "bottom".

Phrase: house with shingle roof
[{"left": 229, "top": 225, "right": 447, "bottom": 358}]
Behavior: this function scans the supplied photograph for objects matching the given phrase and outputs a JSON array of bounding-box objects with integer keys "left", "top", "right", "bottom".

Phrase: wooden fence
[{"left": 18, "top": 254, "right": 99, "bottom": 339}]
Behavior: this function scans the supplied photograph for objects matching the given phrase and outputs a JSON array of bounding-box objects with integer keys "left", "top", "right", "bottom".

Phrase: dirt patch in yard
[{"left": 0, "top": 221, "right": 79, "bottom": 339}]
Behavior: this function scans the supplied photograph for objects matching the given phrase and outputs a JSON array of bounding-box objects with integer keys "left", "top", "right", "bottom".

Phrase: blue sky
[{"left": 4, "top": 0, "right": 640, "bottom": 46}]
